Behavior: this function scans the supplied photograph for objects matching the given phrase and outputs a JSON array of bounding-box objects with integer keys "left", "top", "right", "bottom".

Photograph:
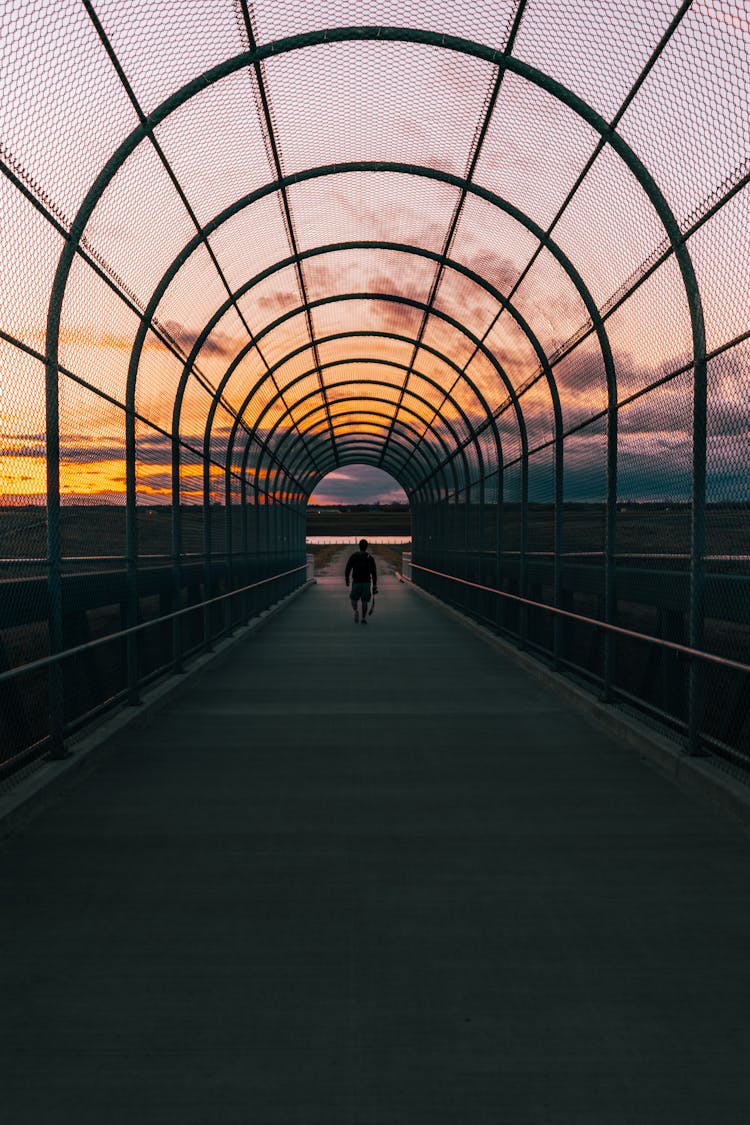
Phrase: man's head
[{"left": 359, "top": 538, "right": 368, "bottom": 551}]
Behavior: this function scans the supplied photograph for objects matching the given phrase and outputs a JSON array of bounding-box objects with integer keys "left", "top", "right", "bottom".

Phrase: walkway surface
[{"left": 2, "top": 552, "right": 750, "bottom": 1124}]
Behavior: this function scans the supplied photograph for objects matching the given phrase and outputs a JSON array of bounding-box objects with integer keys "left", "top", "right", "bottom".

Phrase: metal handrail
[
  {"left": 0, "top": 551, "right": 212, "bottom": 564},
  {"left": 0, "top": 564, "right": 307, "bottom": 687},
  {"left": 405, "top": 562, "right": 750, "bottom": 677}
]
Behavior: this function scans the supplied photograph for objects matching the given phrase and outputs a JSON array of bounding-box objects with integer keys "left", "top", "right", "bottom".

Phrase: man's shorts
[{"left": 350, "top": 581, "right": 371, "bottom": 603}]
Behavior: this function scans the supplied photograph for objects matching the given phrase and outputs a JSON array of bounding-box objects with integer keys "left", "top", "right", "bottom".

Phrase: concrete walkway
[{"left": 1, "top": 562, "right": 750, "bottom": 1123}]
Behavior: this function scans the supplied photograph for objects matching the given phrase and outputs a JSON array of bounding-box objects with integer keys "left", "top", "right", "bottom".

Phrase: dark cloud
[
  {"left": 309, "top": 465, "right": 408, "bottom": 505},
  {"left": 136, "top": 433, "right": 173, "bottom": 454},
  {"left": 160, "top": 320, "right": 238, "bottom": 358},
  {"left": 452, "top": 240, "right": 520, "bottom": 298},
  {"left": 255, "top": 288, "right": 301, "bottom": 312},
  {"left": 4, "top": 431, "right": 46, "bottom": 443},
  {"left": 3, "top": 441, "right": 46, "bottom": 458},
  {"left": 707, "top": 401, "right": 750, "bottom": 439}
]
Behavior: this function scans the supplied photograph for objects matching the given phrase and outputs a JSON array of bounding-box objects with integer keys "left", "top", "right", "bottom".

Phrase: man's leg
[{"left": 360, "top": 595, "right": 368, "bottom": 623}]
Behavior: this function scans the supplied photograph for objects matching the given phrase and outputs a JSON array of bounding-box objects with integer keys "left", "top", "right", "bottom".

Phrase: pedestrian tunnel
[{"left": 1, "top": 2, "right": 749, "bottom": 781}]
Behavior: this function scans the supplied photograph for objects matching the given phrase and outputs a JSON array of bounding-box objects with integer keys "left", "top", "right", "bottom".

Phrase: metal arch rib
[
  {"left": 49, "top": 27, "right": 700, "bottom": 554},
  {"left": 235, "top": 0, "right": 340, "bottom": 469},
  {"left": 208, "top": 315, "right": 475, "bottom": 502},
  {"left": 257, "top": 379, "right": 471, "bottom": 500},
  {"left": 229, "top": 349, "right": 488, "bottom": 501},
  {"left": 288, "top": 410, "right": 444, "bottom": 481},
  {"left": 167, "top": 236, "right": 557, "bottom": 582},
  {"left": 231, "top": 363, "right": 468, "bottom": 508},
  {"left": 46, "top": 30, "right": 703, "bottom": 561},
  {"left": 298, "top": 436, "right": 431, "bottom": 486},
  {"left": 115, "top": 167, "right": 606, "bottom": 586},
  {"left": 43, "top": 26, "right": 705, "bottom": 738},
  {"left": 272, "top": 429, "right": 438, "bottom": 502},
  {"left": 376, "top": 2, "right": 529, "bottom": 469},
  {"left": 235, "top": 361, "right": 478, "bottom": 505},
  {"left": 173, "top": 234, "right": 557, "bottom": 483},
  {"left": 46, "top": 29, "right": 703, "bottom": 418},
  {"left": 269, "top": 383, "right": 466, "bottom": 472},
  {"left": 217, "top": 294, "right": 515, "bottom": 499},
  {"left": 135, "top": 170, "right": 594, "bottom": 456}
]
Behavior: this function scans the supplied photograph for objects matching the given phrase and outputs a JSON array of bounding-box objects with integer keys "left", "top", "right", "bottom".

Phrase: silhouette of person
[{"left": 345, "top": 539, "right": 378, "bottom": 625}]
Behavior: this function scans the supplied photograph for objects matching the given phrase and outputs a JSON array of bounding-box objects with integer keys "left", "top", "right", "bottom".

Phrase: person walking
[{"left": 345, "top": 539, "right": 378, "bottom": 625}]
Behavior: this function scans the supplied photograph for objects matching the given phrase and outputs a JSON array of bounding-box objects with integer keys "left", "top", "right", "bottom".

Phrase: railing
[
  {"left": 401, "top": 559, "right": 750, "bottom": 766},
  {"left": 0, "top": 563, "right": 310, "bottom": 780}
]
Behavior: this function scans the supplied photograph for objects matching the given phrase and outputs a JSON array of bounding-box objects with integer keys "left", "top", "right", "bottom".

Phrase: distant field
[
  {"left": 306, "top": 509, "right": 411, "bottom": 537},
  {"left": 0, "top": 505, "right": 412, "bottom": 560},
  {"left": 2, "top": 504, "right": 748, "bottom": 564}
]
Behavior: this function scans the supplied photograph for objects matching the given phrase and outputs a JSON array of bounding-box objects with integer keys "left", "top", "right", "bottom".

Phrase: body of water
[{"left": 306, "top": 536, "right": 411, "bottom": 545}]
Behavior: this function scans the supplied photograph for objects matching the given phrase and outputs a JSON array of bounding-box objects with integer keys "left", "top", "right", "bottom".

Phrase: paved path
[{"left": 1, "top": 570, "right": 750, "bottom": 1123}]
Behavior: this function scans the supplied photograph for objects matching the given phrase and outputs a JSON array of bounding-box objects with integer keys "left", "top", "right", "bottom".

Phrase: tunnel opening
[
  {"left": 307, "top": 465, "right": 410, "bottom": 538},
  {"left": 305, "top": 464, "right": 411, "bottom": 577}
]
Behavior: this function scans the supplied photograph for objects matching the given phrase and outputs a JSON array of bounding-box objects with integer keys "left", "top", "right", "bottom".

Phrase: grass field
[
  {"left": 0, "top": 506, "right": 412, "bottom": 564},
  {"left": 2, "top": 503, "right": 748, "bottom": 564}
]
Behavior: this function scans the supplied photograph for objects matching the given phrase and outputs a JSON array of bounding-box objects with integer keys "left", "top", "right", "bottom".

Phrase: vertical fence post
[
  {"left": 125, "top": 409, "right": 140, "bottom": 705},
  {"left": 464, "top": 482, "right": 471, "bottom": 589},
  {"left": 225, "top": 469, "right": 234, "bottom": 637},
  {"left": 251, "top": 478, "right": 261, "bottom": 621},
  {"left": 481, "top": 477, "right": 488, "bottom": 621},
  {"left": 264, "top": 498, "right": 272, "bottom": 604},
  {"left": 285, "top": 503, "right": 293, "bottom": 588},
  {"left": 688, "top": 340, "right": 708, "bottom": 754},
  {"left": 519, "top": 451, "right": 529, "bottom": 650},
  {"left": 171, "top": 435, "right": 183, "bottom": 673},
  {"left": 602, "top": 401, "right": 617, "bottom": 703},
  {"left": 202, "top": 461, "right": 213, "bottom": 652},
  {"left": 496, "top": 462, "right": 504, "bottom": 635},
  {"left": 553, "top": 411, "right": 564, "bottom": 671},
  {"left": 241, "top": 471, "right": 250, "bottom": 623},
  {"left": 45, "top": 337, "right": 67, "bottom": 758}
]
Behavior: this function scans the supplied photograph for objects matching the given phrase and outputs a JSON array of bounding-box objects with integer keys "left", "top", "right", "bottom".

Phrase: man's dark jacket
[{"left": 345, "top": 550, "right": 377, "bottom": 587}]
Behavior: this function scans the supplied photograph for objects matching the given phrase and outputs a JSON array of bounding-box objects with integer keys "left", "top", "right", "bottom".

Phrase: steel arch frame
[
  {"left": 44, "top": 26, "right": 707, "bottom": 752},
  {"left": 163, "top": 237, "right": 560, "bottom": 511},
  {"left": 129, "top": 173, "right": 594, "bottom": 484},
  {"left": 216, "top": 292, "right": 512, "bottom": 496},
  {"left": 231, "top": 350, "right": 488, "bottom": 497},
  {"left": 273, "top": 405, "right": 450, "bottom": 487},
  {"left": 177, "top": 237, "right": 558, "bottom": 480},
  {"left": 169, "top": 232, "right": 562, "bottom": 621},
  {"left": 206, "top": 300, "right": 490, "bottom": 500},
  {"left": 114, "top": 167, "right": 614, "bottom": 674},
  {"left": 261, "top": 381, "right": 468, "bottom": 501}
]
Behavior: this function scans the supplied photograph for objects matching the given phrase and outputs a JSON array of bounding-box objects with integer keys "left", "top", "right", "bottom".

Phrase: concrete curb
[
  {"left": 401, "top": 575, "right": 750, "bottom": 829},
  {"left": 0, "top": 580, "right": 314, "bottom": 841}
]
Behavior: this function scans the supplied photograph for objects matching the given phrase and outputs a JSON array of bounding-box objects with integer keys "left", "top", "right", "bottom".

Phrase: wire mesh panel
[{"left": 0, "top": 0, "right": 748, "bottom": 773}]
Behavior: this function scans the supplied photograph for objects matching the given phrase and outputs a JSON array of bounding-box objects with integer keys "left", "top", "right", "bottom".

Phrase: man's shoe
[
  {"left": 354, "top": 610, "right": 359, "bottom": 623},
  {"left": 361, "top": 617, "right": 367, "bottom": 624}
]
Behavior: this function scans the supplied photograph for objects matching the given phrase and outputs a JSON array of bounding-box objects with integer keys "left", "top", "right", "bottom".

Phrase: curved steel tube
[{"left": 43, "top": 26, "right": 706, "bottom": 751}]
